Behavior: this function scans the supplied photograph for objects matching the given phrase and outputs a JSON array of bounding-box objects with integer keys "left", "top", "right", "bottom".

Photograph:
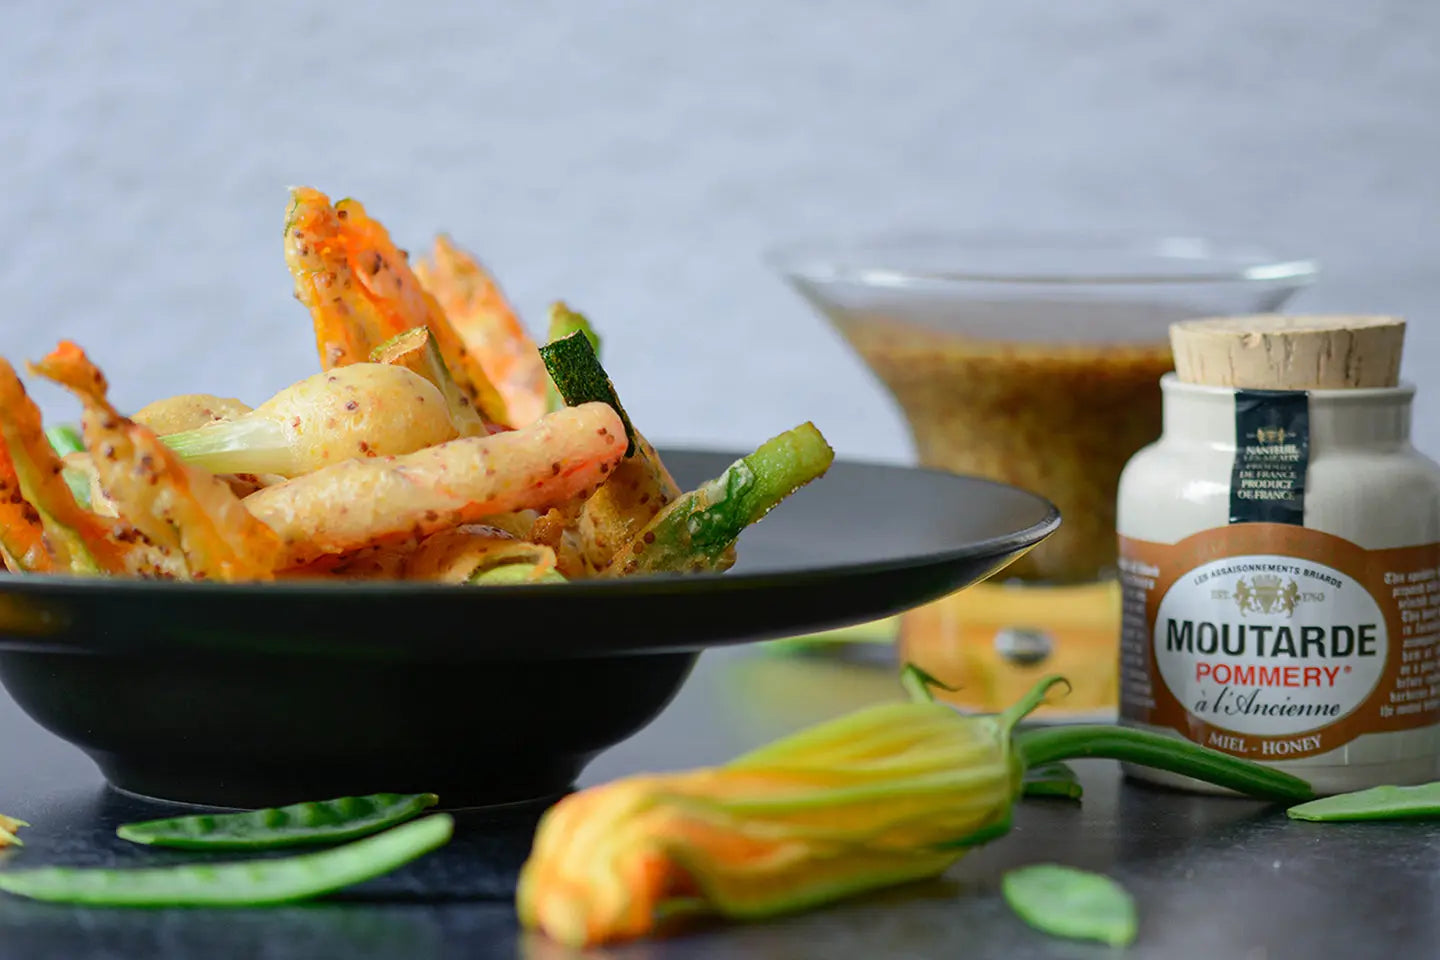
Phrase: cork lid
[{"left": 1169, "top": 314, "right": 1405, "bottom": 390}]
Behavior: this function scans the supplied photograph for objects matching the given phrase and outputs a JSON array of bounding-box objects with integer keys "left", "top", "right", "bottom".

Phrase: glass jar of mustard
[{"left": 1117, "top": 315, "right": 1440, "bottom": 795}]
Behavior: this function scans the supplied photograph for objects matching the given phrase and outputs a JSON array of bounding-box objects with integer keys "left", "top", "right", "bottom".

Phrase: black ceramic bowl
[{"left": 0, "top": 450, "right": 1058, "bottom": 808}]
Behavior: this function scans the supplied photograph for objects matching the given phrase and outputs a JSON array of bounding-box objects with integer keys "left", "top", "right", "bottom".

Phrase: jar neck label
[{"left": 1230, "top": 390, "right": 1309, "bottom": 525}]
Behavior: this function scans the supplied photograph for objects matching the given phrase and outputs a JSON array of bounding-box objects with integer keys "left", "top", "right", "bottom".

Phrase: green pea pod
[
  {"left": 0, "top": 813, "right": 454, "bottom": 907},
  {"left": 1021, "top": 762, "right": 1083, "bottom": 801},
  {"left": 1286, "top": 782, "right": 1440, "bottom": 822},
  {"left": 116, "top": 792, "right": 439, "bottom": 850},
  {"left": 1002, "top": 864, "right": 1137, "bottom": 946}
]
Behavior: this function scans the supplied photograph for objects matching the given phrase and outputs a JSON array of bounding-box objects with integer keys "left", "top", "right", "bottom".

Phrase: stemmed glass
[{"left": 771, "top": 234, "right": 1316, "bottom": 718}]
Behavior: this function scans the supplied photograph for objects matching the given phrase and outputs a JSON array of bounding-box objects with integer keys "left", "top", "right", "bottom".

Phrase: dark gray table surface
[{"left": 0, "top": 645, "right": 1436, "bottom": 960}]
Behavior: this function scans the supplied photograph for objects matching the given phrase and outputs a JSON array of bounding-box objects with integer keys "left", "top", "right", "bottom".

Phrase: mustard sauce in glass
[{"left": 773, "top": 236, "right": 1316, "bottom": 718}]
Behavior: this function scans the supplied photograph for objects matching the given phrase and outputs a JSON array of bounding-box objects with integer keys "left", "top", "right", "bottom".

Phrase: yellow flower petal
[{"left": 518, "top": 700, "right": 1024, "bottom": 946}]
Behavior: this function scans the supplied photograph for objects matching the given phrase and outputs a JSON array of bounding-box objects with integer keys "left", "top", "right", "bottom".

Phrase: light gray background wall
[{"left": 2, "top": 1, "right": 1436, "bottom": 463}]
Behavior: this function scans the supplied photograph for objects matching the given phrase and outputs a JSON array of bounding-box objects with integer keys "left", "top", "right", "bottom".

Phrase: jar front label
[{"left": 1120, "top": 525, "right": 1440, "bottom": 760}]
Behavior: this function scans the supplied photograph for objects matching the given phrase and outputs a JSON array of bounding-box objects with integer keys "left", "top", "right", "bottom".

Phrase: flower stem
[
  {"left": 998, "top": 675, "right": 1070, "bottom": 731},
  {"left": 899, "top": 663, "right": 956, "bottom": 703},
  {"left": 1014, "top": 725, "right": 1313, "bottom": 803}
]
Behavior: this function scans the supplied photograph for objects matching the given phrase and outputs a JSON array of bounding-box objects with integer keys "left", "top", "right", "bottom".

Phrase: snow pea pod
[
  {"left": 1286, "top": 782, "right": 1440, "bottom": 822},
  {"left": 0, "top": 813, "right": 453, "bottom": 906},
  {"left": 1002, "top": 864, "right": 1137, "bottom": 946},
  {"left": 116, "top": 792, "right": 439, "bottom": 850}
]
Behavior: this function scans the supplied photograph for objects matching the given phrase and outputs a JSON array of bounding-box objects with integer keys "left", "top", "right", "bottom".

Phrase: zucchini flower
[{"left": 517, "top": 672, "right": 1310, "bottom": 947}]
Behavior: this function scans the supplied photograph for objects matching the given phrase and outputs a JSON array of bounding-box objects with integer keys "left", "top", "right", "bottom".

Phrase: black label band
[{"left": 1230, "top": 389, "right": 1309, "bottom": 525}]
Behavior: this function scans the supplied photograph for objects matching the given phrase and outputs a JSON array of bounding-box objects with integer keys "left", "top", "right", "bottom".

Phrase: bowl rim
[
  {"left": 764, "top": 229, "right": 1319, "bottom": 288},
  {"left": 0, "top": 449, "right": 1062, "bottom": 600}
]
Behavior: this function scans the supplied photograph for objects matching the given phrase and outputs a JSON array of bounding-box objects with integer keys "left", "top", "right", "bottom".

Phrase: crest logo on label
[
  {"left": 1254, "top": 426, "right": 1291, "bottom": 444},
  {"left": 1234, "top": 575, "right": 1300, "bottom": 617}
]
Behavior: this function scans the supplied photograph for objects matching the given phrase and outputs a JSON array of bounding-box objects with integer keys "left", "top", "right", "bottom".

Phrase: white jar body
[{"left": 1117, "top": 375, "right": 1440, "bottom": 795}]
